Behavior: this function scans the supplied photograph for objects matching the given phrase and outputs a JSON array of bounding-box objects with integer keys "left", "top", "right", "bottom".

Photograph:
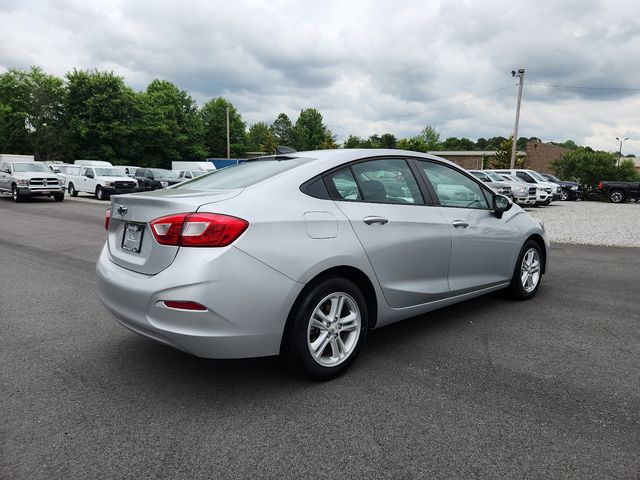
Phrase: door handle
[
  {"left": 452, "top": 220, "right": 469, "bottom": 228},
  {"left": 363, "top": 216, "right": 389, "bottom": 225}
]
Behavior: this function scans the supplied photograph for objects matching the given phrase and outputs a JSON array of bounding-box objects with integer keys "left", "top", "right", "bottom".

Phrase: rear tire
[
  {"left": 68, "top": 183, "right": 78, "bottom": 197},
  {"left": 508, "top": 240, "right": 543, "bottom": 300},
  {"left": 281, "top": 276, "right": 368, "bottom": 380},
  {"left": 609, "top": 190, "right": 625, "bottom": 203}
]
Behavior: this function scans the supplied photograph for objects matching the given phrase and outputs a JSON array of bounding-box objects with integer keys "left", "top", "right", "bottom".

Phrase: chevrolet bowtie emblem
[{"left": 117, "top": 205, "right": 128, "bottom": 215}]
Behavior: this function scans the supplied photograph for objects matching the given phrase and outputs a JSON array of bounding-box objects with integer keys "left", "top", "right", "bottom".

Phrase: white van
[{"left": 74, "top": 160, "right": 113, "bottom": 167}]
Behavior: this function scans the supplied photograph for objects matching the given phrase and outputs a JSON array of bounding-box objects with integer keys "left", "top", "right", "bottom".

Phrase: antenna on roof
[{"left": 276, "top": 146, "right": 296, "bottom": 155}]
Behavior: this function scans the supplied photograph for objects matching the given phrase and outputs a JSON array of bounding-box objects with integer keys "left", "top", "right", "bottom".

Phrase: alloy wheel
[
  {"left": 520, "top": 248, "right": 541, "bottom": 293},
  {"left": 307, "top": 292, "right": 361, "bottom": 367},
  {"left": 561, "top": 190, "right": 569, "bottom": 201},
  {"left": 610, "top": 191, "right": 623, "bottom": 203}
]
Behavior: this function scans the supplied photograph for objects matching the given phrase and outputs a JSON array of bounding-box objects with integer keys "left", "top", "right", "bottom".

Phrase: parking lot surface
[
  {"left": 528, "top": 200, "right": 640, "bottom": 248},
  {"left": 1, "top": 197, "right": 639, "bottom": 480}
]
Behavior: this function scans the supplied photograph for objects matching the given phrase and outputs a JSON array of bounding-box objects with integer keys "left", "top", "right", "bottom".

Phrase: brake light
[
  {"left": 598, "top": 182, "right": 603, "bottom": 190},
  {"left": 149, "top": 212, "right": 248, "bottom": 247},
  {"left": 105, "top": 208, "right": 111, "bottom": 230}
]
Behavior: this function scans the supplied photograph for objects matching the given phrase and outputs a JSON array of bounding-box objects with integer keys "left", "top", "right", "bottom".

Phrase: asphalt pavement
[{"left": 1, "top": 196, "right": 639, "bottom": 480}]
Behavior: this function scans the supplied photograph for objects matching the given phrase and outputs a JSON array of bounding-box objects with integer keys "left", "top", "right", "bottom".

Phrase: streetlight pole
[
  {"left": 510, "top": 68, "right": 525, "bottom": 169},
  {"left": 615, "top": 136, "right": 629, "bottom": 166}
]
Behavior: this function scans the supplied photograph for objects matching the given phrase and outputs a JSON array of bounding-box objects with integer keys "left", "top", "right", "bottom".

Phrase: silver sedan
[{"left": 97, "top": 149, "right": 549, "bottom": 379}]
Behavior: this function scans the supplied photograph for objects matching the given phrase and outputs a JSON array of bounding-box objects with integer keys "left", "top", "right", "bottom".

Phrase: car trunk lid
[{"left": 106, "top": 188, "right": 242, "bottom": 274}]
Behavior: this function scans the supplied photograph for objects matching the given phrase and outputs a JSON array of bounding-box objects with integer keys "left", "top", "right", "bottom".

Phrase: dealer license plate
[{"left": 122, "top": 223, "right": 144, "bottom": 253}]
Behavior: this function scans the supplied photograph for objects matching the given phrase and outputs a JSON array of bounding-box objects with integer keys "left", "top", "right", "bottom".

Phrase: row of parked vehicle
[
  {"left": 0, "top": 155, "right": 217, "bottom": 202},
  {"left": 52, "top": 161, "right": 215, "bottom": 200},
  {"left": 466, "top": 168, "right": 582, "bottom": 208}
]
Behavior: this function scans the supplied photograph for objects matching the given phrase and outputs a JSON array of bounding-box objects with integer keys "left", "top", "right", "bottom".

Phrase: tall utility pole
[
  {"left": 226, "top": 106, "right": 231, "bottom": 159},
  {"left": 616, "top": 136, "right": 629, "bottom": 166},
  {"left": 510, "top": 68, "right": 525, "bottom": 169}
]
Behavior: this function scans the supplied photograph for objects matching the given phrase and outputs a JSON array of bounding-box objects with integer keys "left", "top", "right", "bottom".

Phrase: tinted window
[
  {"left": 351, "top": 159, "right": 423, "bottom": 204},
  {"left": 174, "top": 159, "right": 306, "bottom": 190},
  {"left": 326, "top": 169, "right": 361, "bottom": 201},
  {"left": 516, "top": 172, "right": 535, "bottom": 183},
  {"left": 302, "top": 177, "right": 330, "bottom": 199},
  {"left": 419, "top": 162, "right": 488, "bottom": 209}
]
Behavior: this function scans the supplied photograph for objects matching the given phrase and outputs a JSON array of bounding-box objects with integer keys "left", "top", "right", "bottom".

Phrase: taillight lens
[
  {"left": 105, "top": 208, "right": 111, "bottom": 230},
  {"left": 598, "top": 182, "right": 603, "bottom": 190},
  {"left": 149, "top": 212, "right": 248, "bottom": 247}
]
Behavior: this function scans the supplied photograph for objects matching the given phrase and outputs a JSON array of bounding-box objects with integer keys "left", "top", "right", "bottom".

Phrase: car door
[
  {"left": 81, "top": 167, "right": 96, "bottom": 193},
  {"left": 0, "top": 162, "right": 10, "bottom": 191},
  {"left": 415, "top": 160, "right": 517, "bottom": 295},
  {"left": 327, "top": 157, "right": 452, "bottom": 309}
]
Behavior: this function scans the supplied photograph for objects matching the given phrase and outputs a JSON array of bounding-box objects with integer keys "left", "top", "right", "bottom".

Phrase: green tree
[
  {"left": 321, "top": 130, "right": 338, "bottom": 149},
  {"left": 271, "top": 113, "right": 294, "bottom": 147},
  {"left": 379, "top": 133, "right": 397, "bottom": 149},
  {"left": 293, "top": 108, "right": 328, "bottom": 151},
  {"left": 201, "top": 97, "right": 246, "bottom": 158},
  {"left": 246, "top": 122, "right": 271, "bottom": 153},
  {"left": 491, "top": 135, "right": 514, "bottom": 169},
  {"left": 397, "top": 136, "right": 428, "bottom": 153},
  {"left": 65, "top": 69, "right": 141, "bottom": 163},
  {"left": 417, "top": 125, "right": 442, "bottom": 151},
  {"left": 137, "top": 79, "right": 206, "bottom": 167},
  {"left": 0, "top": 67, "right": 67, "bottom": 159},
  {"left": 343, "top": 135, "right": 364, "bottom": 148}
]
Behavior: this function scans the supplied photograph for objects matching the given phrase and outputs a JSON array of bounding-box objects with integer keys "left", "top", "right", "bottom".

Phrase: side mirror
[
  {"left": 493, "top": 194, "right": 512, "bottom": 219},
  {"left": 2, "top": 168, "right": 10, "bottom": 174}
]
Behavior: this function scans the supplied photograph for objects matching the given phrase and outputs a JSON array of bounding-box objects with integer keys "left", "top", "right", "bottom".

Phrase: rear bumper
[{"left": 96, "top": 244, "right": 304, "bottom": 359}]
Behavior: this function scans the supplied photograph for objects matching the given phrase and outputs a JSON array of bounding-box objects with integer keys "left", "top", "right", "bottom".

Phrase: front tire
[
  {"left": 560, "top": 189, "right": 569, "bottom": 201},
  {"left": 96, "top": 186, "right": 105, "bottom": 200},
  {"left": 508, "top": 240, "right": 543, "bottom": 300},
  {"left": 11, "top": 184, "right": 22, "bottom": 203},
  {"left": 54, "top": 193, "right": 64, "bottom": 202},
  {"left": 281, "top": 276, "right": 368, "bottom": 380},
  {"left": 68, "top": 183, "right": 78, "bottom": 197}
]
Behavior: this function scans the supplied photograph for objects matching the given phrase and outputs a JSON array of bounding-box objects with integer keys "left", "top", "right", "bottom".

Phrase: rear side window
[
  {"left": 351, "top": 159, "right": 423, "bottom": 204},
  {"left": 175, "top": 159, "right": 306, "bottom": 189},
  {"left": 326, "top": 169, "right": 361, "bottom": 201}
]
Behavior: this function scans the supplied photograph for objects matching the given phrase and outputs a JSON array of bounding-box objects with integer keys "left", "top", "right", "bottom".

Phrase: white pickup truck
[{"left": 66, "top": 166, "right": 138, "bottom": 200}]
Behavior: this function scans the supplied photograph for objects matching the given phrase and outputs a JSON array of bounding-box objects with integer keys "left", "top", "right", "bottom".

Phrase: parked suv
[
  {"left": 0, "top": 160, "right": 65, "bottom": 202},
  {"left": 67, "top": 166, "right": 138, "bottom": 200},
  {"left": 490, "top": 169, "right": 559, "bottom": 204},
  {"left": 134, "top": 168, "right": 182, "bottom": 191},
  {"left": 541, "top": 173, "right": 582, "bottom": 201},
  {"left": 467, "top": 170, "right": 536, "bottom": 205}
]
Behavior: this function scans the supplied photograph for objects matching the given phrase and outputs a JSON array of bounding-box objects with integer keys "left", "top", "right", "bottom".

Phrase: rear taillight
[
  {"left": 105, "top": 208, "right": 111, "bottom": 230},
  {"left": 598, "top": 182, "right": 603, "bottom": 190},
  {"left": 149, "top": 212, "right": 248, "bottom": 247}
]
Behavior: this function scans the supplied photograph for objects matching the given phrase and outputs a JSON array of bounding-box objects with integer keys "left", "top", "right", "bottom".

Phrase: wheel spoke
[
  {"left": 314, "top": 310, "right": 331, "bottom": 324},
  {"left": 521, "top": 271, "right": 529, "bottom": 286},
  {"left": 311, "top": 332, "right": 331, "bottom": 358},
  {"left": 339, "top": 311, "right": 357, "bottom": 325},
  {"left": 327, "top": 296, "right": 339, "bottom": 318},
  {"left": 336, "top": 336, "right": 347, "bottom": 357},
  {"left": 330, "top": 338, "right": 341, "bottom": 359},
  {"left": 310, "top": 318, "right": 327, "bottom": 331}
]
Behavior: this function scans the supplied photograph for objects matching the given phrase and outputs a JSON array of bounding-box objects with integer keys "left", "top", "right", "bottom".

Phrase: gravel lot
[{"left": 527, "top": 201, "right": 640, "bottom": 248}]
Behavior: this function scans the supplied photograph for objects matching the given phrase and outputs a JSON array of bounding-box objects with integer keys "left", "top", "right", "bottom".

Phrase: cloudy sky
[{"left": 1, "top": 0, "right": 639, "bottom": 154}]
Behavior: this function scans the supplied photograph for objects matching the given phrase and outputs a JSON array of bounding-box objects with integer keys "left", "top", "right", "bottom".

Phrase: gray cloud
[{"left": 1, "top": 0, "right": 639, "bottom": 154}]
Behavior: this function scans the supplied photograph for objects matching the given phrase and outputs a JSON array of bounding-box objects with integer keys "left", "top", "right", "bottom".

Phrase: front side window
[
  {"left": 419, "top": 161, "right": 489, "bottom": 209},
  {"left": 516, "top": 172, "right": 536, "bottom": 183}
]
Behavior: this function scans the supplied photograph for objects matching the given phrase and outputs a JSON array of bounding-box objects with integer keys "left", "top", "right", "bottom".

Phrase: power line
[
  {"left": 528, "top": 82, "right": 640, "bottom": 91},
  {"left": 330, "top": 84, "right": 516, "bottom": 129}
]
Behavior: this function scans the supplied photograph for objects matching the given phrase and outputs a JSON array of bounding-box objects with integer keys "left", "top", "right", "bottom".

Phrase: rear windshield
[{"left": 174, "top": 159, "right": 306, "bottom": 189}]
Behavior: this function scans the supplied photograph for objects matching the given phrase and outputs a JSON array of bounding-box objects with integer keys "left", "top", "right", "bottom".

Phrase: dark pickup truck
[{"left": 597, "top": 181, "right": 640, "bottom": 203}]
